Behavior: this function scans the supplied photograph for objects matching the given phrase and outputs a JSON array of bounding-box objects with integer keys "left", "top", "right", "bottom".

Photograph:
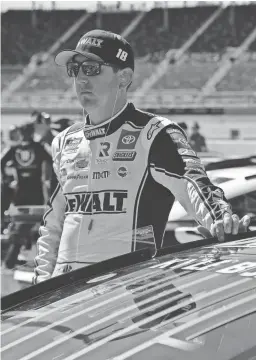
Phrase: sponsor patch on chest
[
  {"left": 65, "top": 190, "right": 128, "bottom": 214},
  {"left": 113, "top": 151, "right": 137, "bottom": 161},
  {"left": 64, "top": 137, "right": 83, "bottom": 153},
  {"left": 117, "top": 130, "right": 140, "bottom": 150}
]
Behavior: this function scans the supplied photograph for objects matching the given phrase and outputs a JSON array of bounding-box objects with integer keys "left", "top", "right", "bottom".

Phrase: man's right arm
[{"left": 34, "top": 136, "right": 66, "bottom": 284}]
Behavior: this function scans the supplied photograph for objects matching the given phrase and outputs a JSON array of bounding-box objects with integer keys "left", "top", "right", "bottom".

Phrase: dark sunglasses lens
[
  {"left": 81, "top": 63, "right": 101, "bottom": 76},
  {"left": 67, "top": 63, "right": 79, "bottom": 77}
]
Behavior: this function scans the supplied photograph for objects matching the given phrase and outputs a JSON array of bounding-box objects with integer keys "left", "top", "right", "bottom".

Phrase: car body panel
[
  {"left": 165, "top": 177, "right": 256, "bottom": 245},
  {"left": 1, "top": 233, "right": 256, "bottom": 360},
  {"left": 169, "top": 177, "right": 256, "bottom": 222},
  {"left": 208, "top": 165, "right": 256, "bottom": 184},
  {"left": 196, "top": 151, "right": 226, "bottom": 166}
]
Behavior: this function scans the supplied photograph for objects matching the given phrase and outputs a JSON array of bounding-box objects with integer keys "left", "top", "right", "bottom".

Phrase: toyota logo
[{"left": 122, "top": 135, "right": 135, "bottom": 145}]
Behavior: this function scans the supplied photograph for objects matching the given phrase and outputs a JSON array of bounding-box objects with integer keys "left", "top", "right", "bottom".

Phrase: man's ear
[{"left": 118, "top": 68, "right": 133, "bottom": 89}]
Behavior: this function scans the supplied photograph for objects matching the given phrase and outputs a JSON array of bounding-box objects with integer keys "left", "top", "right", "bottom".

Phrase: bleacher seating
[
  {"left": 16, "top": 58, "right": 72, "bottom": 93},
  {"left": 2, "top": 4, "right": 256, "bottom": 106},
  {"left": 217, "top": 59, "right": 256, "bottom": 91},
  {"left": 56, "top": 11, "right": 137, "bottom": 53},
  {"left": 190, "top": 4, "right": 256, "bottom": 52},
  {"left": 1, "top": 66, "right": 23, "bottom": 90},
  {"left": 127, "top": 6, "right": 217, "bottom": 58},
  {"left": 152, "top": 53, "right": 220, "bottom": 90},
  {"left": 249, "top": 39, "right": 256, "bottom": 51},
  {"left": 1, "top": 10, "right": 137, "bottom": 66},
  {"left": 1, "top": 10, "right": 84, "bottom": 65},
  {"left": 10, "top": 57, "right": 155, "bottom": 94}
]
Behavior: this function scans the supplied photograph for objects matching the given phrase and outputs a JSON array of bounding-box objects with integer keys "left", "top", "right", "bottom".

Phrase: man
[
  {"left": 1, "top": 122, "right": 52, "bottom": 206},
  {"left": 1, "top": 122, "right": 53, "bottom": 268},
  {"left": 34, "top": 29, "right": 250, "bottom": 283},
  {"left": 189, "top": 122, "right": 207, "bottom": 152},
  {"left": 50, "top": 117, "right": 75, "bottom": 137},
  {"left": 31, "top": 111, "right": 54, "bottom": 151},
  {"left": 1, "top": 127, "right": 21, "bottom": 222}
]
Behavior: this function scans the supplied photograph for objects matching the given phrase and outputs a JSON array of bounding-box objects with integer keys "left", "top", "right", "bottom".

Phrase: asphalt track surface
[{"left": 1, "top": 244, "right": 37, "bottom": 296}]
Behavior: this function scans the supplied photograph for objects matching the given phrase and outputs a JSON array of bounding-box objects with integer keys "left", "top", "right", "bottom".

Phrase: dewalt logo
[{"left": 65, "top": 190, "right": 128, "bottom": 214}]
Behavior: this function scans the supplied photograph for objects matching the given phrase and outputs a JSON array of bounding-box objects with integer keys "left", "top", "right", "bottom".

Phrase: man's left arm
[{"left": 149, "top": 124, "right": 250, "bottom": 241}]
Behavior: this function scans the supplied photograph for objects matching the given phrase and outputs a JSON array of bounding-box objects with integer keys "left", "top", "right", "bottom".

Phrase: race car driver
[{"left": 34, "top": 30, "right": 250, "bottom": 283}]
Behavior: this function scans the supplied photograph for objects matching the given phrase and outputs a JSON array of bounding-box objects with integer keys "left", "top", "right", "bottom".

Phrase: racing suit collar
[{"left": 84, "top": 102, "right": 132, "bottom": 139}]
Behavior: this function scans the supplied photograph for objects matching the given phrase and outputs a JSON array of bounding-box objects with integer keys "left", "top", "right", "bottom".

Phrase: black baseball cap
[{"left": 55, "top": 29, "right": 134, "bottom": 71}]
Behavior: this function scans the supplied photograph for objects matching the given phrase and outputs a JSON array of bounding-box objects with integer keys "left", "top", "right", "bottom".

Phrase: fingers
[
  {"left": 211, "top": 213, "right": 247, "bottom": 242},
  {"left": 239, "top": 215, "right": 251, "bottom": 232},
  {"left": 223, "top": 212, "right": 232, "bottom": 234},
  {"left": 216, "top": 222, "right": 225, "bottom": 241},
  {"left": 210, "top": 221, "right": 225, "bottom": 242},
  {"left": 197, "top": 225, "right": 212, "bottom": 238},
  {"left": 231, "top": 214, "right": 240, "bottom": 234}
]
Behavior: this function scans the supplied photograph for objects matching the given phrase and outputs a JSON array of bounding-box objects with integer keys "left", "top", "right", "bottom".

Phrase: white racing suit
[{"left": 34, "top": 102, "right": 231, "bottom": 283}]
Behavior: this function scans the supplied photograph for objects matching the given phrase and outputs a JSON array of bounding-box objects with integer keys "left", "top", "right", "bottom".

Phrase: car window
[{"left": 230, "top": 190, "right": 256, "bottom": 217}]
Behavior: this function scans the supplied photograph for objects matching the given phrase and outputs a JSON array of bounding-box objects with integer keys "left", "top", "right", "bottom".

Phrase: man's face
[
  {"left": 34, "top": 123, "right": 50, "bottom": 138},
  {"left": 72, "top": 55, "right": 120, "bottom": 110}
]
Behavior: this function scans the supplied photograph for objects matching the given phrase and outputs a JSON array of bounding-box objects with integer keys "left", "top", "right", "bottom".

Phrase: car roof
[
  {"left": 208, "top": 165, "right": 256, "bottom": 179},
  {"left": 169, "top": 176, "right": 256, "bottom": 221},
  {"left": 205, "top": 155, "right": 256, "bottom": 171},
  {"left": 1, "top": 232, "right": 256, "bottom": 360}
]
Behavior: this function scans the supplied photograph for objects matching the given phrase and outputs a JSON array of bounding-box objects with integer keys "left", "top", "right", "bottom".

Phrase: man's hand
[{"left": 210, "top": 213, "right": 251, "bottom": 242}]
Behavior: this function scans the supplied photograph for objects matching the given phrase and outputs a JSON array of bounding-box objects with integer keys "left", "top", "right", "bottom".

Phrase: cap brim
[{"left": 55, "top": 50, "right": 104, "bottom": 66}]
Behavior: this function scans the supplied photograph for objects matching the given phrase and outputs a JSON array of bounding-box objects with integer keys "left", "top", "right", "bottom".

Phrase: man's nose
[{"left": 76, "top": 67, "right": 89, "bottom": 82}]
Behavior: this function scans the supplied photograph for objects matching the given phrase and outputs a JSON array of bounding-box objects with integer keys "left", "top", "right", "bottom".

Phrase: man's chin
[{"left": 79, "top": 97, "right": 97, "bottom": 109}]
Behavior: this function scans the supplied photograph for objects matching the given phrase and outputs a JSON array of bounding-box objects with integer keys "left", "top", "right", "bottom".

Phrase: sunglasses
[{"left": 66, "top": 61, "right": 115, "bottom": 77}]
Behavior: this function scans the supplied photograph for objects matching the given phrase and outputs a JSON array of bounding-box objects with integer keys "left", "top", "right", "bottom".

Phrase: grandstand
[{"left": 2, "top": 2, "right": 256, "bottom": 109}]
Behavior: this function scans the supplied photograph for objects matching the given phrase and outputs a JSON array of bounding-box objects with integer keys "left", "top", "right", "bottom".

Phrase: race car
[
  {"left": 206, "top": 155, "right": 256, "bottom": 185},
  {"left": 164, "top": 174, "right": 256, "bottom": 245},
  {"left": 1, "top": 230, "right": 256, "bottom": 360}
]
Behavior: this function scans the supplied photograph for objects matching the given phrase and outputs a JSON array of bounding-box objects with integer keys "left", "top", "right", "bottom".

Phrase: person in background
[
  {"left": 1, "top": 126, "right": 22, "bottom": 226},
  {"left": 50, "top": 117, "right": 74, "bottom": 136},
  {"left": 189, "top": 122, "right": 207, "bottom": 152},
  {"left": 1, "top": 122, "right": 53, "bottom": 268},
  {"left": 8, "top": 125, "right": 22, "bottom": 146},
  {"left": 31, "top": 111, "right": 54, "bottom": 152}
]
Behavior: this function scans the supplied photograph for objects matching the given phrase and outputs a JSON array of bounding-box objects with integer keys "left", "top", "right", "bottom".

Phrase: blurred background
[
  {"left": 1, "top": 0, "right": 256, "bottom": 295},
  {"left": 2, "top": 0, "right": 256, "bottom": 156}
]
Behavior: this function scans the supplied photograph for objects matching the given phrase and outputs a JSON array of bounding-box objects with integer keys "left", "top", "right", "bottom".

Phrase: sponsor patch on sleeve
[
  {"left": 147, "top": 121, "right": 161, "bottom": 140},
  {"left": 166, "top": 127, "right": 197, "bottom": 157},
  {"left": 183, "top": 158, "right": 205, "bottom": 170},
  {"left": 166, "top": 128, "right": 183, "bottom": 136},
  {"left": 178, "top": 148, "right": 197, "bottom": 157}
]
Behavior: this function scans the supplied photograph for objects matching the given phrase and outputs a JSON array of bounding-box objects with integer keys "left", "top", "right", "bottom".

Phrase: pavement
[{"left": 1, "top": 244, "right": 36, "bottom": 297}]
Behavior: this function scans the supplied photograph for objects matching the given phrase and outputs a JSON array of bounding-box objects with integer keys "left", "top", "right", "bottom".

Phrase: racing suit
[{"left": 34, "top": 102, "right": 231, "bottom": 283}]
